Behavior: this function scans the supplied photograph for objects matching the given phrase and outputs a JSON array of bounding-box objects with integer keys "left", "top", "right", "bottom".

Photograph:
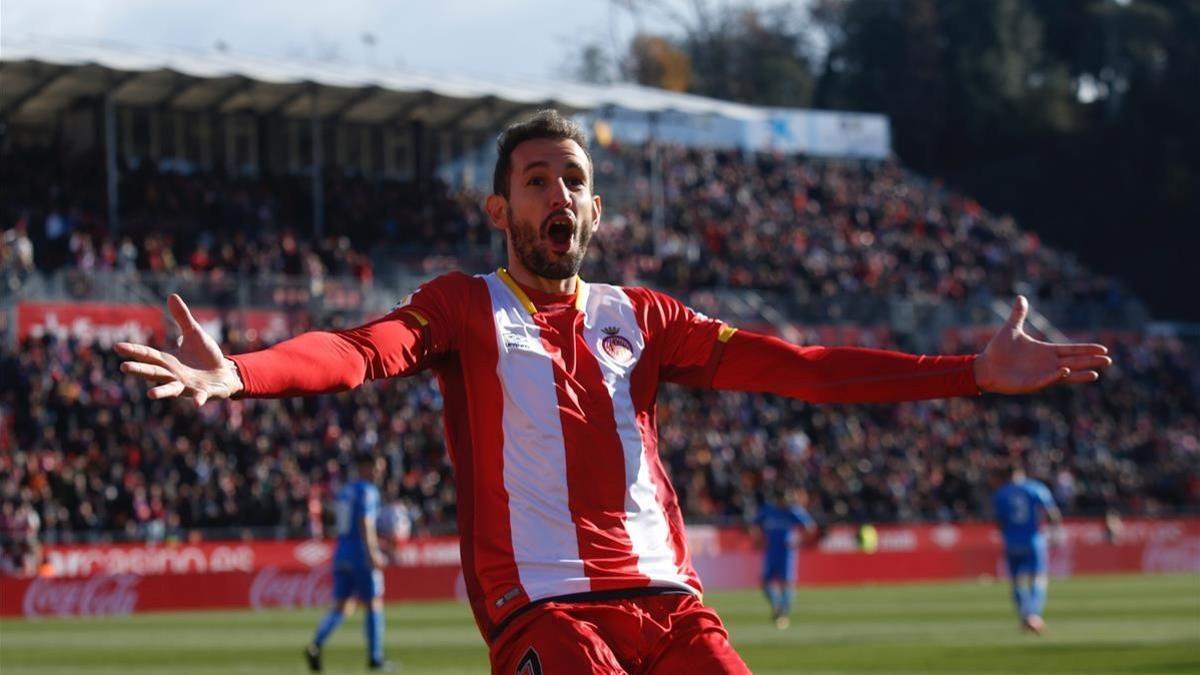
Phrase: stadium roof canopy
[{"left": 0, "top": 36, "right": 766, "bottom": 130}]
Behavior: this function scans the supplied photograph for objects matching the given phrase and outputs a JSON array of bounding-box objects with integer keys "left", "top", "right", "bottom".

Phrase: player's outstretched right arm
[
  {"left": 116, "top": 294, "right": 244, "bottom": 406},
  {"left": 117, "top": 290, "right": 438, "bottom": 404}
]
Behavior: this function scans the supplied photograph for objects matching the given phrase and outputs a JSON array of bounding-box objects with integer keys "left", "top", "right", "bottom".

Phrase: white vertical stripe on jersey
[
  {"left": 483, "top": 274, "right": 590, "bottom": 601},
  {"left": 583, "top": 285, "right": 691, "bottom": 588}
]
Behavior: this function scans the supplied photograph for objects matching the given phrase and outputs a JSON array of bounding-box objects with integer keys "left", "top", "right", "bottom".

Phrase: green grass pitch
[{"left": 1, "top": 574, "right": 1196, "bottom": 674}]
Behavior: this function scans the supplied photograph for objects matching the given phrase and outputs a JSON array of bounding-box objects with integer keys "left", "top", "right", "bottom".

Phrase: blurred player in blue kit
[
  {"left": 992, "top": 459, "right": 1062, "bottom": 635},
  {"left": 305, "top": 452, "right": 391, "bottom": 672},
  {"left": 754, "top": 487, "right": 817, "bottom": 629}
]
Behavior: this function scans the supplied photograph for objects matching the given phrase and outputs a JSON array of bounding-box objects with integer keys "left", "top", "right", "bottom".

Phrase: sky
[{"left": 1, "top": 0, "right": 695, "bottom": 84}]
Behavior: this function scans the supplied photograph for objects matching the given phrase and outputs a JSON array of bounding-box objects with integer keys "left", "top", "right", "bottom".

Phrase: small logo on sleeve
[
  {"left": 600, "top": 326, "right": 635, "bottom": 366},
  {"left": 516, "top": 647, "right": 543, "bottom": 675},
  {"left": 494, "top": 586, "right": 522, "bottom": 609}
]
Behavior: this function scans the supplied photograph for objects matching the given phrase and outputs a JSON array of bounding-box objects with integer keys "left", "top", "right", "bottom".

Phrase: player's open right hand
[{"left": 115, "top": 293, "right": 244, "bottom": 406}]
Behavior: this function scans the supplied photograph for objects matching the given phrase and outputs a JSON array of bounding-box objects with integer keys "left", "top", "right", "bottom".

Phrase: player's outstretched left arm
[
  {"left": 702, "top": 293, "right": 1111, "bottom": 404},
  {"left": 972, "top": 296, "right": 1112, "bottom": 394}
]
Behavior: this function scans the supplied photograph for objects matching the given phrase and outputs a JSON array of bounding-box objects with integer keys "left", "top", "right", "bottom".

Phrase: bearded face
[
  {"left": 488, "top": 137, "right": 601, "bottom": 284},
  {"left": 506, "top": 205, "right": 594, "bottom": 279}
]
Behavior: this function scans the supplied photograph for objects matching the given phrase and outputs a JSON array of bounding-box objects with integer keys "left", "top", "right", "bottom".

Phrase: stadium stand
[
  {"left": 3, "top": 145, "right": 1197, "bottom": 578},
  {"left": 4, "top": 142, "right": 1144, "bottom": 327},
  {"left": 1, "top": 42, "right": 1195, "bottom": 577}
]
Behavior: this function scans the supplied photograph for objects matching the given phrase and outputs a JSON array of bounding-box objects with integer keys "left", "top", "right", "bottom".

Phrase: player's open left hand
[
  {"left": 973, "top": 296, "right": 1112, "bottom": 394},
  {"left": 115, "top": 294, "right": 244, "bottom": 406}
]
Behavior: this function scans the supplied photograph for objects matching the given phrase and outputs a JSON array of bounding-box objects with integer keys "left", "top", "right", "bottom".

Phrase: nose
[{"left": 549, "top": 178, "right": 572, "bottom": 209}]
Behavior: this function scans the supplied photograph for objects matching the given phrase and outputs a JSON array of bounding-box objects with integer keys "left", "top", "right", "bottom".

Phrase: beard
[{"left": 507, "top": 206, "right": 593, "bottom": 280}]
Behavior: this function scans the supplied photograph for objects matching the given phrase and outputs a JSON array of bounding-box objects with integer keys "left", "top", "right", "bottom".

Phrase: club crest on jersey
[{"left": 600, "top": 326, "right": 635, "bottom": 366}]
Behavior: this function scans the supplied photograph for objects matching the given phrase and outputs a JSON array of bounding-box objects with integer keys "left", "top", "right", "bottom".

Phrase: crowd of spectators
[
  {"left": 4, "top": 143, "right": 1133, "bottom": 325},
  {"left": 2, "top": 324, "right": 1197, "bottom": 569},
  {"left": 1, "top": 140, "right": 1191, "bottom": 574},
  {"left": 584, "top": 144, "right": 1129, "bottom": 323},
  {"left": 0, "top": 149, "right": 488, "bottom": 294}
]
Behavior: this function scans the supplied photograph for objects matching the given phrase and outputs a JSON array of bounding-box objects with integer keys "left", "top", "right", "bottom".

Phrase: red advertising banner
[
  {"left": 43, "top": 537, "right": 462, "bottom": 578},
  {"left": 16, "top": 302, "right": 166, "bottom": 346},
  {"left": 1, "top": 565, "right": 466, "bottom": 619},
  {"left": 6, "top": 517, "right": 1198, "bottom": 618},
  {"left": 690, "top": 517, "right": 1200, "bottom": 589}
]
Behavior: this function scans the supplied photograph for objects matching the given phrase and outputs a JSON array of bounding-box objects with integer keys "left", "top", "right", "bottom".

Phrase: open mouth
[{"left": 545, "top": 214, "right": 575, "bottom": 252}]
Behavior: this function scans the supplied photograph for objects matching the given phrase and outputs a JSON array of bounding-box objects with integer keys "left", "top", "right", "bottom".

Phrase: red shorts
[{"left": 489, "top": 592, "right": 751, "bottom": 675}]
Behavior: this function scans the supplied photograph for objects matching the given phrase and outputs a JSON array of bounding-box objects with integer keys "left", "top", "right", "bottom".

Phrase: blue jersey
[
  {"left": 333, "top": 479, "right": 380, "bottom": 568},
  {"left": 993, "top": 479, "right": 1055, "bottom": 550},
  {"left": 756, "top": 503, "right": 815, "bottom": 557}
]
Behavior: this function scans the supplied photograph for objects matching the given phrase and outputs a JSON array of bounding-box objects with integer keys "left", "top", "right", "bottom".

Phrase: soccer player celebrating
[
  {"left": 305, "top": 452, "right": 391, "bottom": 672},
  {"left": 992, "top": 459, "right": 1063, "bottom": 635},
  {"left": 754, "top": 487, "right": 817, "bottom": 629},
  {"left": 116, "top": 110, "right": 1111, "bottom": 673}
]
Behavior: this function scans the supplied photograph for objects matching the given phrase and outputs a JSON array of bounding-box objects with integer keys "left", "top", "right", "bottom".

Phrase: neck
[{"left": 504, "top": 257, "right": 578, "bottom": 294}]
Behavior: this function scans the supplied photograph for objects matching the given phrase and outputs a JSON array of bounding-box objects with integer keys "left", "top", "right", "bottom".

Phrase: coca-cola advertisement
[
  {"left": 249, "top": 567, "right": 333, "bottom": 609},
  {"left": 5, "top": 517, "right": 1198, "bottom": 618},
  {"left": 21, "top": 574, "right": 141, "bottom": 618}
]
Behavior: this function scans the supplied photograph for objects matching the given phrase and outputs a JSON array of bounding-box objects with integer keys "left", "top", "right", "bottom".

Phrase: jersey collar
[{"left": 497, "top": 267, "right": 588, "bottom": 315}]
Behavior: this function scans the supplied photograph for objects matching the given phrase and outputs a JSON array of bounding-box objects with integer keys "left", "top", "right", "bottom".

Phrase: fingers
[
  {"left": 148, "top": 381, "right": 186, "bottom": 400},
  {"left": 168, "top": 294, "right": 202, "bottom": 333},
  {"left": 1026, "top": 366, "right": 1071, "bottom": 392},
  {"left": 120, "top": 361, "right": 176, "bottom": 382},
  {"left": 1064, "top": 370, "right": 1100, "bottom": 384},
  {"left": 1060, "top": 354, "right": 1112, "bottom": 370},
  {"left": 1055, "top": 343, "right": 1108, "bottom": 356},
  {"left": 1006, "top": 295, "right": 1029, "bottom": 332},
  {"left": 115, "top": 342, "right": 173, "bottom": 368}
]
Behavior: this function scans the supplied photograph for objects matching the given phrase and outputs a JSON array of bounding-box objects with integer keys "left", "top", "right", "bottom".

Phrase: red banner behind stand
[
  {"left": 16, "top": 302, "right": 166, "bottom": 346},
  {"left": 4, "top": 518, "right": 1198, "bottom": 618}
]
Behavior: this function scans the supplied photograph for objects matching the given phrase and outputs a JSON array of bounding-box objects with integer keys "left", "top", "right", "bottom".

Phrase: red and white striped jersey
[
  {"left": 231, "top": 268, "right": 979, "bottom": 640},
  {"left": 398, "top": 269, "right": 731, "bottom": 637}
]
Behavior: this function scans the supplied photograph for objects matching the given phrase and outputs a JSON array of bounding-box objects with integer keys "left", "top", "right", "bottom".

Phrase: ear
[
  {"left": 485, "top": 194, "right": 509, "bottom": 233},
  {"left": 590, "top": 193, "right": 602, "bottom": 234}
]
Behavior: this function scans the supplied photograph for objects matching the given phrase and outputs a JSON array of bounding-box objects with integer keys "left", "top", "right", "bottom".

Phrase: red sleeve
[
  {"left": 710, "top": 329, "right": 980, "bottom": 403},
  {"left": 624, "top": 288, "right": 732, "bottom": 387},
  {"left": 229, "top": 273, "right": 468, "bottom": 398}
]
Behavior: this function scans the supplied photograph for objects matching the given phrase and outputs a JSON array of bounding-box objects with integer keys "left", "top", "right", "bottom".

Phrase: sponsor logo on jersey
[{"left": 502, "top": 331, "right": 541, "bottom": 353}]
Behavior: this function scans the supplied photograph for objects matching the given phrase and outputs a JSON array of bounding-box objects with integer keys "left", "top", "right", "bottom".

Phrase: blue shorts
[
  {"left": 1004, "top": 541, "right": 1048, "bottom": 579},
  {"left": 332, "top": 564, "right": 384, "bottom": 601},
  {"left": 762, "top": 551, "right": 797, "bottom": 582}
]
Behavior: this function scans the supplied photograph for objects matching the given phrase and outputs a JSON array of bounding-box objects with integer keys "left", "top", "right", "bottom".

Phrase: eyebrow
[{"left": 520, "top": 160, "right": 589, "bottom": 175}]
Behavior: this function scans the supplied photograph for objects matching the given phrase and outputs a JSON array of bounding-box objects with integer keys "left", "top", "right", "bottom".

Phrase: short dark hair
[
  {"left": 354, "top": 451, "right": 377, "bottom": 467},
  {"left": 493, "top": 109, "right": 591, "bottom": 198}
]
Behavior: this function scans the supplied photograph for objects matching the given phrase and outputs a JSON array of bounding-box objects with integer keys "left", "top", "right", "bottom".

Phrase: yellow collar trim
[{"left": 496, "top": 268, "right": 586, "bottom": 315}]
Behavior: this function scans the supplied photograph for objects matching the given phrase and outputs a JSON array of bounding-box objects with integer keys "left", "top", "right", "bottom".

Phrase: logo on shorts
[
  {"left": 516, "top": 647, "right": 543, "bottom": 675},
  {"left": 600, "top": 326, "right": 635, "bottom": 366}
]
